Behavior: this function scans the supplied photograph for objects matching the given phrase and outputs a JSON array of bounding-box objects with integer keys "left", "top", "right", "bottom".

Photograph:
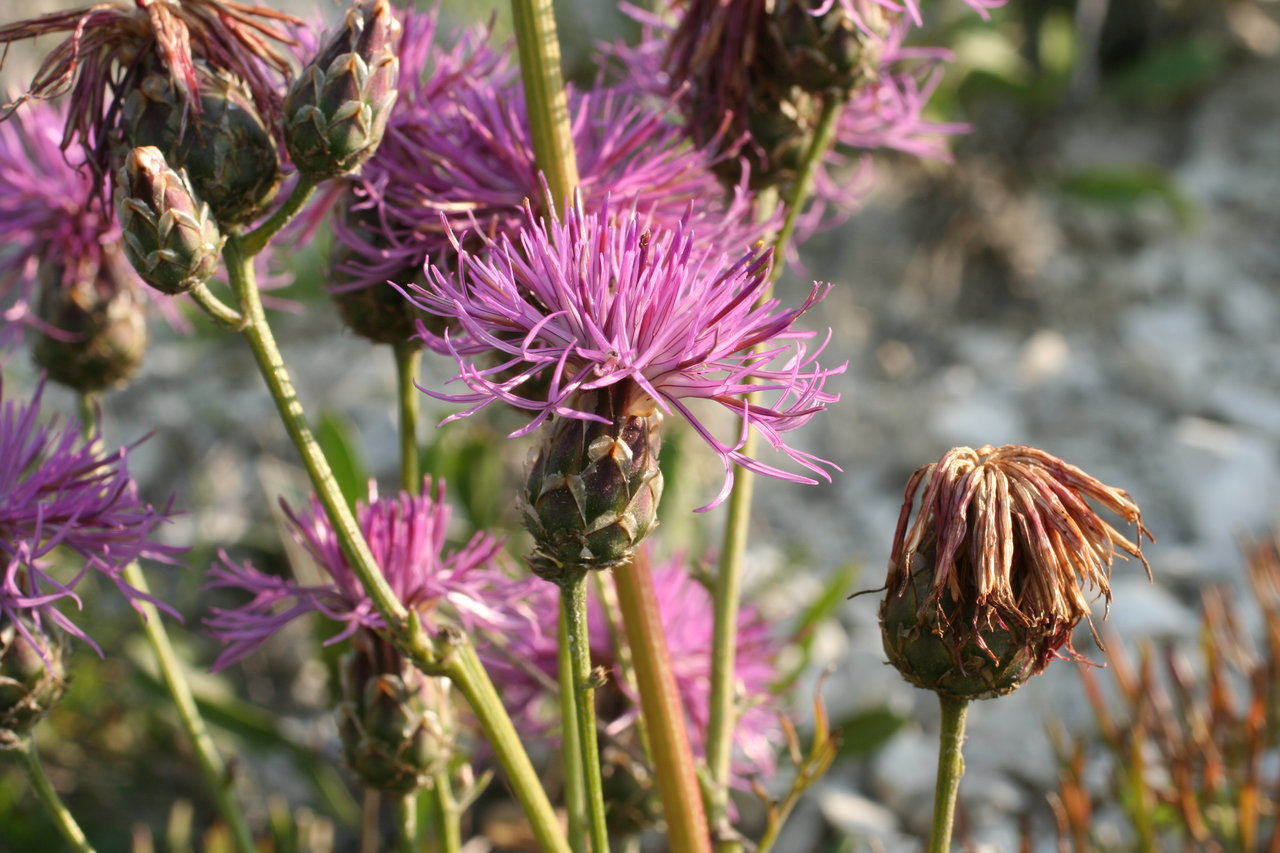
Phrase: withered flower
[
  {"left": 880, "top": 444, "right": 1153, "bottom": 700},
  {"left": 0, "top": 0, "right": 299, "bottom": 182}
]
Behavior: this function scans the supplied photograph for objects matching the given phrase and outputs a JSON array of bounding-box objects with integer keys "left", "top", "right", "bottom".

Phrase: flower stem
[
  {"left": 395, "top": 791, "right": 419, "bottom": 853},
  {"left": 239, "top": 177, "right": 318, "bottom": 257},
  {"left": 189, "top": 281, "right": 246, "bottom": 330},
  {"left": 425, "top": 769, "right": 462, "bottom": 853},
  {"left": 705, "top": 96, "right": 846, "bottom": 849},
  {"left": 559, "top": 572, "right": 610, "bottom": 853},
  {"left": 558, "top": 602, "right": 589, "bottom": 853},
  {"left": 14, "top": 734, "right": 96, "bottom": 853},
  {"left": 225, "top": 236, "right": 409, "bottom": 632},
  {"left": 613, "top": 550, "right": 712, "bottom": 853},
  {"left": 509, "top": 0, "right": 579, "bottom": 216},
  {"left": 393, "top": 341, "right": 422, "bottom": 493},
  {"left": 122, "top": 562, "right": 256, "bottom": 853},
  {"left": 928, "top": 695, "right": 969, "bottom": 853},
  {"left": 434, "top": 630, "right": 572, "bottom": 853}
]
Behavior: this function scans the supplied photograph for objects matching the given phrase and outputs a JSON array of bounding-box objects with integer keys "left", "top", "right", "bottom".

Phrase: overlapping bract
[{"left": 408, "top": 200, "right": 842, "bottom": 509}]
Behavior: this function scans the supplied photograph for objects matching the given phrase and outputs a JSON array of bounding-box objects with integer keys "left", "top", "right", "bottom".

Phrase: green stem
[
  {"left": 509, "top": 0, "right": 579, "bottom": 216},
  {"left": 435, "top": 631, "right": 572, "bottom": 853},
  {"left": 395, "top": 792, "right": 419, "bottom": 853},
  {"left": 705, "top": 95, "right": 845, "bottom": 849},
  {"left": 189, "top": 281, "right": 246, "bottom": 330},
  {"left": 558, "top": 602, "right": 588, "bottom": 853},
  {"left": 559, "top": 573, "right": 610, "bottom": 853},
  {"left": 14, "top": 735, "right": 97, "bottom": 853},
  {"left": 928, "top": 696, "right": 969, "bottom": 853},
  {"left": 613, "top": 551, "right": 712, "bottom": 853},
  {"left": 393, "top": 342, "right": 422, "bottom": 493},
  {"left": 225, "top": 236, "right": 409, "bottom": 632},
  {"left": 360, "top": 790, "right": 380, "bottom": 853},
  {"left": 123, "top": 563, "right": 256, "bottom": 853},
  {"left": 425, "top": 770, "right": 462, "bottom": 853},
  {"left": 239, "top": 177, "right": 318, "bottom": 257}
]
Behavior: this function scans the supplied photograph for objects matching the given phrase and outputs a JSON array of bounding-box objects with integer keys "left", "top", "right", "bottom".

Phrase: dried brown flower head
[{"left": 880, "top": 444, "right": 1153, "bottom": 699}]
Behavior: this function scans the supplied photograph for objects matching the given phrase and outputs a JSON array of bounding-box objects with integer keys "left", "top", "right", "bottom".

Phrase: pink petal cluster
[
  {"left": 1, "top": 378, "right": 181, "bottom": 658},
  {"left": 409, "top": 200, "right": 843, "bottom": 509},
  {"left": 205, "top": 479, "right": 524, "bottom": 671}
]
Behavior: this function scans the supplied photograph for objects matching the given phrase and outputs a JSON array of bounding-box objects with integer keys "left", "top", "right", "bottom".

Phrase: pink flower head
[
  {"left": 483, "top": 552, "right": 784, "bottom": 781},
  {"left": 205, "top": 479, "right": 522, "bottom": 671},
  {"left": 0, "top": 378, "right": 181, "bottom": 660},
  {"left": 409, "top": 200, "right": 843, "bottom": 510},
  {"left": 0, "top": 0, "right": 299, "bottom": 183}
]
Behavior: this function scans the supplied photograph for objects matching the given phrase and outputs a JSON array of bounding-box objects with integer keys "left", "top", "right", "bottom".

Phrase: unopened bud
[
  {"left": 338, "top": 632, "right": 445, "bottom": 793},
  {"left": 522, "top": 386, "right": 664, "bottom": 582},
  {"left": 115, "top": 147, "right": 224, "bottom": 295},
  {"left": 329, "top": 198, "right": 427, "bottom": 345},
  {"left": 125, "top": 63, "right": 282, "bottom": 224},
  {"left": 33, "top": 247, "right": 148, "bottom": 393},
  {"left": 284, "top": 0, "right": 401, "bottom": 179},
  {"left": 776, "top": 0, "right": 883, "bottom": 96},
  {"left": 0, "top": 622, "right": 68, "bottom": 748}
]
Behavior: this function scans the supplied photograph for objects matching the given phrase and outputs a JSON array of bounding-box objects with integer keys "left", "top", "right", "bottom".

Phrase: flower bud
[
  {"left": 337, "top": 632, "right": 445, "bottom": 793},
  {"left": 33, "top": 246, "right": 149, "bottom": 393},
  {"left": 775, "top": 0, "right": 884, "bottom": 96},
  {"left": 0, "top": 621, "right": 68, "bottom": 748},
  {"left": 328, "top": 198, "right": 427, "bottom": 345},
  {"left": 115, "top": 146, "right": 224, "bottom": 295},
  {"left": 125, "top": 63, "right": 282, "bottom": 224},
  {"left": 284, "top": 0, "right": 400, "bottom": 179},
  {"left": 522, "top": 386, "right": 664, "bottom": 582}
]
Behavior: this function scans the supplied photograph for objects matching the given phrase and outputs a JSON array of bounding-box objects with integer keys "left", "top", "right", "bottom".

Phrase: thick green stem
[
  {"left": 509, "top": 0, "right": 579, "bottom": 216},
  {"left": 559, "top": 573, "right": 610, "bottom": 853},
  {"left": 614, "top": 551, "right": 712, "bottom": 853},
  {"left": 435, "top": 633, "right": 572, "bottom": 853},
  {"left": 395, "top": 792, "right": 419, "bottom": 853},
  {"left": 189, "top": 281, "right": 246, "bottom": 330},
  {"left": 393, "top": 342, "right": 422, "bottom": 493},
  {"left": 123, "top": 562, "right": 256, "bottom": 853},
  {"left": 239, "top": 177, "right": 318, "bottom": 257},
  {"left": 225, "top": 236, "right": 409, "bottom": 632},
  {"left": 705, "top": 96, "right": 845, "bottom": 849},
  {"left": 424, "top": 770, "right": 462, "bottom": 853},
  {"left": 558, "top": 602, "right": 589, "bottom": 853},
  {"left": 928, "top": 696, "right": 969, "bottom": 853},
  {"left": 14, "top": 735, "right": 97, "bottom": 853}
]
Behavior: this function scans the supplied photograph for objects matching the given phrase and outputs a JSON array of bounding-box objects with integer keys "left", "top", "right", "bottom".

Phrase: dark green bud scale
[
  {"left": 284, "top": 0, "right": 400, "bottom": 179},
  {"left": 0, "top": 622, "right": 68, "bottom": 749},
  {"left": 115, "top": 146, "right": 224, "bottom": 295},
  {"left": 522, "top": 386, "right": 664, "bottom": 582}
]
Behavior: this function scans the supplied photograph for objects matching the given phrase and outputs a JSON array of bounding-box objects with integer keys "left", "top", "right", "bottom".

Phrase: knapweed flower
[
  {"left": 204, "top": 479, "right": 521, "bottom": 671},
  {"left": 0, "top": 0, "right": 299, "bottom": 184},
  {"left": 879, "top": 444, "right": 1153, "bottom": 700},
  {"left": 484, "top": 553, "right": 783, "bottom": 782},
  {"left": 409, "top": 200, "right": 841, "bottom": 514},
  {"left": 0, "top": 377, "right": 181, "bottom": 660},
  {"left": 328, "top": 7, "right": 765, "bottom": 314}
]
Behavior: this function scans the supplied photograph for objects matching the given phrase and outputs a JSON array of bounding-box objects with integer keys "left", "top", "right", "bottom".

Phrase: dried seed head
[
  {"left": 0, "top": 621, "right": 69, "bottom": 749},
  {"left": 522, "top": 385, "right": 664, "bottom": 582},
  {"left": 337, "top": 631, "right": 447, "bottom": 794},
  {"left": 115, "top": 146, "right": 224, "bottom": 295},
  {"left": 32, "top": 245, "right": 148, "bottom": 393},
  {"left": 284, "top": 0, "right": 401, "bottom": 178},
  {"left": 879, "top": 445, "right": 1153, "bottom": 700},
  {"left": 124, "top": 63, "right": 282, "bottom": 224}
]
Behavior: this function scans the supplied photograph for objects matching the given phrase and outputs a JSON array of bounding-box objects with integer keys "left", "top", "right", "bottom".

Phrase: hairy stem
[
  {"left": 559, "top": 573, "right": 610, "bottom": 853},
  {"left": 239, "top": 177, "right": 318, "bottom": 257},
  {"left": 14, "top": 735, "right": 97, "bottom": 853},
  {"left": 928, "top": 695, "right": 969, "bottom": 853},
  {"left": 393, "top": 341, "right": 422, "bottom": 493},
  {"left": 559, "top": 602, "right": 589, "bottom": 853}
]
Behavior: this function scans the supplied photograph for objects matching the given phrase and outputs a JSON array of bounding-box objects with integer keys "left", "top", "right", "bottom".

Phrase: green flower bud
[
  {"left": 522, "top": 385, "right": 664, "bottom": 582},
  {"left": 0, "top": 622, "right": 68, "bottom": 749},
  {"left": 284, "top": 0, "right": 400, "bottom": 179},
  {"left": 115, "top": 146, "right": 224, "bottom": 295},
  {"left": 125, "top": 63, "right": 282, "bottom": 225},
  {"left": 33, "top": 246, "right": 148, "bottom": 393},
  {"left": 338, "top": 632, "right": 445, "bottom": 794}
]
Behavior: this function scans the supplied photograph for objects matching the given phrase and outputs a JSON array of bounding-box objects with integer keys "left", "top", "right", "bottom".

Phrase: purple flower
[
  {"left": 0, "top": 378, "right": 181, "bottom": 659},
  {"left": 483, "top": 552, "right": 784, "bottom": 781},
  {"left": 205, "top": 479, "right": 524, "bottom": 671},
  {"left": 409, "top": 200, "right": 842, "bottom": 509},
  {"left": 330, "top": 8, "right": 765, "bottom": 300}
]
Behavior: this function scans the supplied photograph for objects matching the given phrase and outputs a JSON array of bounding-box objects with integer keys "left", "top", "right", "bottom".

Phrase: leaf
[
  {"left": 836, "top": 706, "right": 909, "bottom": 758},
  {"left": 1058, "top": 165, "right": 1196, "bottom": 227},
  {"left": 1107, "top": 37, "right": 1228, "bottom": 103}
]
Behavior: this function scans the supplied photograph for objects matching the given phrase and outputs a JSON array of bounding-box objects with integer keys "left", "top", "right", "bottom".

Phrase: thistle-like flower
[
  {"left": 204, "top": 479, "right": 520, "bottom": 671},
  {"left": 0, "top": 0, "right": 299, "bottom": 186},
  {"left": 409, "top": 200, "right": 842, "bottom": 513},
  {"left": 879, "top": 445, "right": 1153, "bottom": 700},
  {"left": 0, "top": 378, "right": 181, "bottom": 660}
]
